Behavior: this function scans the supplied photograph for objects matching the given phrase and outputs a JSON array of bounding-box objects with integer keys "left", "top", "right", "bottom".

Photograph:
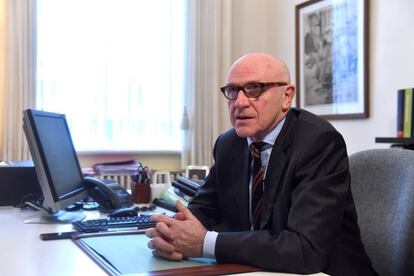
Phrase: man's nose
[{"left": 233, "top": 90, "right": 250, "bottom": 107}]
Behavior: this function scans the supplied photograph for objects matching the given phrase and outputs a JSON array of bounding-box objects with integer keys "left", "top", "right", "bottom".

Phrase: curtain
[
  {"left": 0, "top": 0, "right": 36, "bottom": 161},
  {"left": 0, "top": 0, "right": 5, "bottom": 155},
  {"left": 181, "top": 0, "right": 232, "bottom": 168},
  {"left": 0, "top": 0, "right": 233, "bottom": 165},
  {"left": 36, "top": 0, "right": 185, "bottom": 152}
]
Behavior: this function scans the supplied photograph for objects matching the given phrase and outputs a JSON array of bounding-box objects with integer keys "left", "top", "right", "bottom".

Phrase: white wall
[
  {"left": 80, "top": 0, "right": 414, "bottom": 170},
  {"left": 220, "top": 0, "right": 414, "bottom": 154}
]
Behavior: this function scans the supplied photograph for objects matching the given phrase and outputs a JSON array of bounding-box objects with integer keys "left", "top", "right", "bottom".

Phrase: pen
[{"left": 39, "top": 231, "right": 82, "bottom": 240}]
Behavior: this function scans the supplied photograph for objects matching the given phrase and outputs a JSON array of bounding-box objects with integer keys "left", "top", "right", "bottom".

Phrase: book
[
  {"left": 411, "top": 88, "right": 414, "bottom": 137},
  {"left": 403, "top": 88, "right": 413, "bottom": 138},
  {"left": 93, "top": 160, "right": 141, "bottom": 175},
  {"left": 176, "top": 175, "right": 204, "bottom": 190},
  {"left": 172, "top": 181, "right": 197, "bottom": 197},
  {"left": 397, "top": 89, "right": 405, "bottom": 138},
  {"left": 173, "top": 188, "right": 193, "bottom": 202},
  {"left": 159, "top": 187, "right": 189, "bottom": 206},
  {"left": 152, "top": 198, "right": 178, "bottom": 212}
]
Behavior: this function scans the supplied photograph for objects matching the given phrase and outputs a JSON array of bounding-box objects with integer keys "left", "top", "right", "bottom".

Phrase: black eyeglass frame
[{"left": 220, "top": 82, "right": 288, "bottom": 100}]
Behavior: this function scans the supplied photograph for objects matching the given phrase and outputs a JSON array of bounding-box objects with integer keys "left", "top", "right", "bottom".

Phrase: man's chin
[{"left": 234, "top": 127, "right": 254, "bottom": 138}]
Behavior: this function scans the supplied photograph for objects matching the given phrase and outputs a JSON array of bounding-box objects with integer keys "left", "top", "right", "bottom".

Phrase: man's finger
[
  {"left": 148, "top": 236, "right": 176, "bottom": 253},
  {"left": 151, "top": 214, "right": 175, "bottom": 225},
  {"left": 155, "top": 221, "right": 175, "bottom": 241},
  {"left": 175, "top": 200, "right": 195, "bottom": 219},
  {"left": 145, "top": 227, "right": 159, "bottom": 238},
  {"left": 174, "top": 212, "right": 185, "bottom": 220},
  {"left": 152, "top": 249, "right": 184, "bottom": 261}
]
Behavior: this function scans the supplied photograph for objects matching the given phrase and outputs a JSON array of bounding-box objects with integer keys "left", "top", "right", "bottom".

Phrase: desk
[
  {"left": 0, "top": 206, "right": 326, "bottom": 276},
  {"left": 0, "top": 206, "right": 105, "bottom": 276}
]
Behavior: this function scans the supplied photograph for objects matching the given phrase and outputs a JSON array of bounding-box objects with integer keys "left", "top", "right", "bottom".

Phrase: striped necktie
[{"left": 250, "top": 141, "right": 272, "bottom": 230}]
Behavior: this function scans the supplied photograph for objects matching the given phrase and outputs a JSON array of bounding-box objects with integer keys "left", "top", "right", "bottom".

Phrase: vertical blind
[{"left": 36, "top": 0, "right": 185, "bottom": 152}]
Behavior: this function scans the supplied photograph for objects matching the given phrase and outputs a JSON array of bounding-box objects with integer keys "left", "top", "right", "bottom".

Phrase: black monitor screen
[
  {"left": 33, "top": 113, "right": 83, "bottom": 199},
  {"left": 23, "top": 109, "right": 87, "bottom": 214}
]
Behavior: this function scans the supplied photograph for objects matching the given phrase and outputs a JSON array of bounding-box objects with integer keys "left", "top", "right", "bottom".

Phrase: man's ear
[{"left": 282, "top": 85, "right": 296, "bottom": 111}]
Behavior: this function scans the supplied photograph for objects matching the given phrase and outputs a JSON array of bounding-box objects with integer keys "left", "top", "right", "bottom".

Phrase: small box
[{"left": 0, "top": 160, "right": 42, "bottom": 206}]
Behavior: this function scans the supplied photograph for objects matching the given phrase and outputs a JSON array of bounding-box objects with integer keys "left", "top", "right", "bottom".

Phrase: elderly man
[{"left": 146, "top": 53, "right": 376, "bottom": 275}]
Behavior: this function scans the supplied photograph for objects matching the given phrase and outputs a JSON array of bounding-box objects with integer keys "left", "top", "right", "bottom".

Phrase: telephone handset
[{"left": 83, "top": 176, "right": 133, "bottom": 211}]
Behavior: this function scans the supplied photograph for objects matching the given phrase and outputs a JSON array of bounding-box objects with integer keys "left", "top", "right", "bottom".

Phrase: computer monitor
[{"left": 23, "top": 109, "right": 88, "bottom": 223}]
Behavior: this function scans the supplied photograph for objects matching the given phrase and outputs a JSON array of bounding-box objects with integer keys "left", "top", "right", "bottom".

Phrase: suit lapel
[
  {"left": 229, "top": 136, "right": 251, "bottom": 229},
  {"left": 260, "top": 109, "right": 298, "bottom": 229}
]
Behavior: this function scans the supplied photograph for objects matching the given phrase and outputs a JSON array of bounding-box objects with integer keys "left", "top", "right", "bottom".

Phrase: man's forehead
[{"left": 227, "top": 62, "right": 276, "bottom": 83}]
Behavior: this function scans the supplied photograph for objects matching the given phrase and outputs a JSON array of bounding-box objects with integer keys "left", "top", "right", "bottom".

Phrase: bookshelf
[{"left": 375, "top": 137, "right": 414, "bottom": 150}]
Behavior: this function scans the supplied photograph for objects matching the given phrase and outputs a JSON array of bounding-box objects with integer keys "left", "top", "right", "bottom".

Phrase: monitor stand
[
  {"left": 42, "top": 210, "right": 86, "bottom": 223},
  {"left": 23, "top": 202, "right": 86, "bottom": 224}
]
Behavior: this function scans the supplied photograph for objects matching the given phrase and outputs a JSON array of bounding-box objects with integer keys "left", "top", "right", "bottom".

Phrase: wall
[
  {"left": 219, "top": 0, "right": 414, "bottom": 155},
  {"left": 80, "top": 0, "right": 414, "bottom": 170},
  {"left": 79, "top": 152, "right": 182, "bottom": 172}
]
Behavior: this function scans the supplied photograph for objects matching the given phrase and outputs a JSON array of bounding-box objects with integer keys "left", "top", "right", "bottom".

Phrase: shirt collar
[{"left": 247, "top": 116, "right": 286, "bottom": 147}]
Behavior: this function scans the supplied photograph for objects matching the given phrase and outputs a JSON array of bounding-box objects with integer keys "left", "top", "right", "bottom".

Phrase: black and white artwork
[{"left": 296, "top": 0, "right": 368, "bottom": 119}]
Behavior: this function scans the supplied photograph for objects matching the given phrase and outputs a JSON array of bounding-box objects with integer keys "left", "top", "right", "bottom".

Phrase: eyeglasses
[{"left": 220, "top": 82, "right": 288, "bottom": 100}]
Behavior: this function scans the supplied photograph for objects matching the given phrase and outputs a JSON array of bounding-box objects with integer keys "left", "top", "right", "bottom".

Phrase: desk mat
[{"left": 72, "top": 231, "right": 215, "bottom": 275}]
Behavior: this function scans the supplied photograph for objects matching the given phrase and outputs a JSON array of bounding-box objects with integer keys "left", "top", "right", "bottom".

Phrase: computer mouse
[{"left": 109, "top": 207, "right": 138, "bottom": 218}]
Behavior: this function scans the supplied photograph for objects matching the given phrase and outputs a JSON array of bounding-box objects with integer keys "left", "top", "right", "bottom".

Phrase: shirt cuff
[{"left": 203, "top": 231, "right": 218, "bottom": 259}]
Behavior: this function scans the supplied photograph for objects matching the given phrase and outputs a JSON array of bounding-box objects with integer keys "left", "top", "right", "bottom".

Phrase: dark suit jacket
[{"left": 188, "top": 108, "right": 375, "bottom": 275}]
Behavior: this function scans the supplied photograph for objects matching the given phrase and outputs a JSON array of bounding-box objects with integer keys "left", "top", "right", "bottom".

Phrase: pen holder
[{"left": 131, "top": 182, "right": 151, "bottom": 204}]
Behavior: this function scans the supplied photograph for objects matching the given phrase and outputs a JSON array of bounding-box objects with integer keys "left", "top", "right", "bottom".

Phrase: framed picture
[
  {"left": 185, "top": 165, "right": 209, "bottom": 180},
  {"left": 295, "top": 0, "right": 369, "bottom": 119}
]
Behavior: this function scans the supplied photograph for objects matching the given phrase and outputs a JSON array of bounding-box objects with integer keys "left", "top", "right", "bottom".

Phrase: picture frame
[
  {"left": 295, "top": 0, "right": 369, "bottom": 119},
  {"left": 185, "top": 165, "right": 209, "bottom": 180}
]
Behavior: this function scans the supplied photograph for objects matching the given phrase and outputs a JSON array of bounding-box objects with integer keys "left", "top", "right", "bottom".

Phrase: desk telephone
[{"left": 84, "top": 176, "right": 133, "bottom": 211}]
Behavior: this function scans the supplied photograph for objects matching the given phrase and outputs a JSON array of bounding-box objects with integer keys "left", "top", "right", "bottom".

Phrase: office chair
[{"left": 349, "top": 148, "right": 414, "bottom": 276}]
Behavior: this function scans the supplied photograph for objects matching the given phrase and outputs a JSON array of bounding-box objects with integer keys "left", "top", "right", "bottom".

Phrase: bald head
[
  {"left": 224, "top": 52, "right": 296, "bottom": 141},
  {"left": 227, "top": 53, "right": 291, "bottom": 84}
]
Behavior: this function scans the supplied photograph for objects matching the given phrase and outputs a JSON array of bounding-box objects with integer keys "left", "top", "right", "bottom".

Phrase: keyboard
[{"left": 72, "top": 215, "right": 156, "bottom": 233}]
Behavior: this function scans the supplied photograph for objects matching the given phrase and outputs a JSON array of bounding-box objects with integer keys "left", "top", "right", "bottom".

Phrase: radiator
[{"left": 95, "top": 170, "right": 185, "bottom": 190}]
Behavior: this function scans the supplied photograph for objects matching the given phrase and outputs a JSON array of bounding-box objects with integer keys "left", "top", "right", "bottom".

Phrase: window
[{"left": 36, "top": 0, "right": 185, "bottom": 152}]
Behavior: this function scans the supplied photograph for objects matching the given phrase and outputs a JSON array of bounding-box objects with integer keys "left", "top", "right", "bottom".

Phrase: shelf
[
  {"left": 375, "top": 137, "right": 414, "bottom": 150},
  {"left": 375, "top": 137, "right": 414, "bottom": 144}
]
